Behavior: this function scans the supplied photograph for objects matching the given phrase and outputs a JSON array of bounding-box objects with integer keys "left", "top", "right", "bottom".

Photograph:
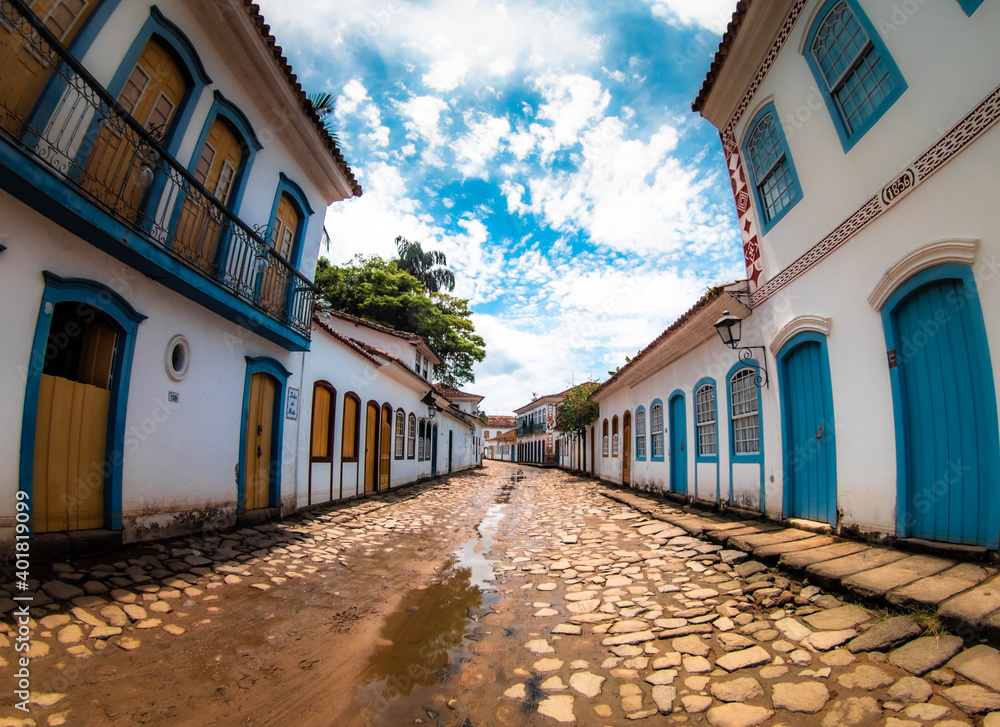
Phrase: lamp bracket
[{"left": 736, "top": 345, "right": 769, "bottom": 388}]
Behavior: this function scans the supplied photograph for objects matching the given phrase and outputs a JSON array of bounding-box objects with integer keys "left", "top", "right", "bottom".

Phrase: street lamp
[
  {"left": 713, "top": 310, "right": 769, "bottom": 388},
  {"left": 427, "top": 404, "right": 437, "bottom": 419}
]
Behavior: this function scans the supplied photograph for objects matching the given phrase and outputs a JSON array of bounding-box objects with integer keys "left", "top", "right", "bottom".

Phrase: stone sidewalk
[{"left": 598, "top": 486, "right": 1000, "bottom": 646}]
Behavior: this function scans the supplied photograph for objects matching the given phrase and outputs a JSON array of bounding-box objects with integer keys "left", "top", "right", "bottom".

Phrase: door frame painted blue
[
  {"left": 692, "top": 377, "right": 720, "bottom": 502},
  {"left": 431, "top": 424, "right": 439, "bottom": 477},
  {"left": 668, "top": 390, "right": 687, "bottom": 495},
  {"left": 237, "top": 356, "right": 290, "bottom": 512},
  {"left": 726, "top": 360, "right": 766, "bottom": 508},
  {"left": 776, "top": 331, "right": 838, "bottom": 524},
  {"left": 881, "top": 264, "right": 1000, "bottom": 546},
  {"left": 19, "top": 272, "right": 146, "bottom": 532}
]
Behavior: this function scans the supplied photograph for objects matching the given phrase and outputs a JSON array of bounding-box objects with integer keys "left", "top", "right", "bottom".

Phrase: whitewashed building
[
  {"left": 0, "top": 0, "right": 360, "bottom": 554},
  {"left": 514, "top": 390, "right": 571, "bottom": 465},
  {"left": 482, "top": 415, "right": 515, "bottom": 460},
  {"left": 591, "top": 0, "right": 1000, "bottom": 550}
]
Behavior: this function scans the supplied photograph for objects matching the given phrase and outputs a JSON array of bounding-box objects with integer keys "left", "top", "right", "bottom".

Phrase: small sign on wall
[{"left": 286, "top": 387, "right": 299, "bottom": 420}]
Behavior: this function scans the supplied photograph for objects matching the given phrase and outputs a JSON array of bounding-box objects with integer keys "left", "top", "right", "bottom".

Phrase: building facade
[
  {"left": 0, "top": 0, "right": 361, "bottom": 553},
  {"left": 589, "top": 0, "right": 1000, "bottom": 549},
  {"left": 482, "top": 415, "right": 514, "bottom": 459},
  {"left": 514, "top": 390, "right": 570, "bottom": 465}
]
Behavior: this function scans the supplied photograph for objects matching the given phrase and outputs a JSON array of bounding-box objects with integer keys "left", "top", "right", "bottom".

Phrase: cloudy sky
[{"left": 256, "top": 0, "right": 745, "bottom": 414}]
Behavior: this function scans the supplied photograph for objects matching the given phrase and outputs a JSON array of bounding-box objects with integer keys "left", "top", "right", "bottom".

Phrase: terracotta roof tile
[{"left": 692, "top": 1, "right": 752, "bottom": 114}]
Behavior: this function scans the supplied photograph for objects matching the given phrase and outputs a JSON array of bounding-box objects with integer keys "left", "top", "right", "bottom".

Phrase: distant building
[
  {"left": 482, "top": 415, "right": 515, "bottom": 459},
  {"left": 514, "top": 389, "right": 572, "bottom": 465}
]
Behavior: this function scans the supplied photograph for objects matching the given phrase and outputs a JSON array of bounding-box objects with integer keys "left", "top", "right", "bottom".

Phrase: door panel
[
  {"left": 894, "top": 279, "right": 986, "bottom": 544},
  {"left": 782, "top": 340, "right": 836, "bottom": 522},
  {"left": 364, "top": 403, "right": 377, "bottom": 493},
  {"left": 174, "top": 117, "right": 242, "bottom": 272},
  {"left": 244, "top": 373, "right": 274, "bottom": 510},
  {"left": 623, "top": 418, "right": 631, "bottom": 485},
  {"left": 82, "top": 38, "right": 186, "bottom": 222},
  {"left": 0, "top": 0, "right": 98, "bottom": 136},
  {"left": 260, "top": 193, "right": 297, "bottom": 317},
  {"left": 669, "top": 395, "right": 687, "bottom": 494},
  {"left": 379, "top": 408, "right": 390, "bottom": 490}
]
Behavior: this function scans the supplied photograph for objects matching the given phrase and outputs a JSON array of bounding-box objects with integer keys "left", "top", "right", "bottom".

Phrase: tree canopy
[
  {"left": 395, "top": 236, "right": 456, "bottom": 293},
  {"left": 555, "top": 382, "right": 600, "bottom": 439},
  {"left": 315, "top": 255, "right": 485, "bottom": 387}
]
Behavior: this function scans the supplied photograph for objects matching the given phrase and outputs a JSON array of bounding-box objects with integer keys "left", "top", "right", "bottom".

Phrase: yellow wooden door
[
  {"left": 82, "top": 38, "right": 186, "bottom": 222},
  {"left": 33, "top": 314, "right": 116, "bottom": 532},
  {"left": 174, "top": 117, "right": 241, "bottom": 272},
  {"left": 364, "top": 403, "right": 377, "bottom": 493},
  {"left": 0, "top": 0, "right": 98, "bottom": 136},
  {"left": 244, "top": 373, "right": 275, "bottom": 510},
  {"left": 259, "top": 193, "right": 297, "bottom": 316},
  {"left": 379, "top": 408, "right": 391, "bottom": 490}
]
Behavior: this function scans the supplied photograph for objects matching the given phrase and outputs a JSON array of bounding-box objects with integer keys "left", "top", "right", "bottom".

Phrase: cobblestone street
[{"left": 5, "top": 462, "right": 1000, "bottom": 726}]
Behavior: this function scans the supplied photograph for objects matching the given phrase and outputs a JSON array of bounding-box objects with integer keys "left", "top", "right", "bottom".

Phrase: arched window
[
  {"left": 635, "top": 407, "right": 647, "bottom": 460},
  {"left": 310, "top": 382, "right": 335, "bottom": 461},
  {"left": 407, "top": 413, "right": 416, "bottom": 459},
  {"left": 744, "top": 105, "right": 801, "bottom": 231},
  {"left": 650, "top": 401, "right": 664, "bottom": 461},
  {"left": 806, "top": 0, "right": 906, "bottom": 150},
  {"left": 418, "top": 419, "right": 426, "bottom": 461},
  {"left": 341, "top": 393, "right": 360, "bottom": 461},
  {"left": 602, "top": 419, "right": 609, "bottom": 457},
  {"left": 730, "top": 368, "right": 760, "bottom": 455},
  {"left": 612, "top": 415, "right": 619, "bottom": 457},
  {"left": 695, "top": 382, "right": 718, "bottom": 458},
  {"left": 394, "top": 408, "right": 406, "bottom": 460}
]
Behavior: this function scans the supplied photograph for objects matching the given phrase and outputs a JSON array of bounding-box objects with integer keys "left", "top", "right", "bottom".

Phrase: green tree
[
  {"left": 395, "top": 236, "right": 456, "bottom": 293},
  {"left": 307, "top": 91, "right": 339, "bottom": 142},
  {"left": 555, "top": 382, "right": 600, "bottom": 440},
  {"left": 315, "top": 255, "right": 485, "bottom": 387}
]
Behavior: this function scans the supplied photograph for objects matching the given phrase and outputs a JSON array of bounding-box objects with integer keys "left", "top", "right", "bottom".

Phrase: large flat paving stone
[
  {"left": 889, "top": 635, "right": 965, "bottom": 675},
  {"left": 841, "top": 554, "right": 954, "bottom": 598},
  {"left": 947, "top": 644, "right": 1000, "bottom": 692},
  {"left": 803, "top": 604, "right": 871, "bottom": 631},
  {"left": 728, "top": 528, "right": 815, "bottom": 551},
  {"left": 753, "top": 534, "right": 835, "bottom": 561},
  {"left": 805, "top": 547, "right": 909, "bottom": 589},
  {"left": 886, "top": 563, "right": 989, "bottom": 608},
  {"left": 778, "top": 541, "right": 870, "bottom": 573},
  {"left": 939, "top": 574, "right": 1000, "bottom": 628}
]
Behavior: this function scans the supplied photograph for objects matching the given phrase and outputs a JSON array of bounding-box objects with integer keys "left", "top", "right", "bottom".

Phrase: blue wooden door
[
  {"left": 781, "top": 338, "right": 836, "bottom": 523},
  {"left": 431, "top": 424, "right": 438, "bottom": 477},
  {"left": 669, "top": 394, "right": 687, "bottom": 494},
  {"left": 892, "top": 278, "right": 993, "bottom": 545}
]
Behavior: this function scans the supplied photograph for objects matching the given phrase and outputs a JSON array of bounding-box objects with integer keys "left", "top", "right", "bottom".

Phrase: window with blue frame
[
  {"left": 650, "top": 402, "right": 664, "bottom": 460},
  {"left": 744, "top": 105, "right": 802, "bottom": 231},
  {"left": 695, "top": 383, "right": 717, "bottom": 456},
  {"left": 806, "top": 0, "right": 906, "bottom": 150},
  {"left": 635, "top": 407, "right": 646, "bottom": 460},
  {"left": 730, "top": 369, "right": 760, "bottom": 455},
  {"left": 956, "top": 0, "right": 984, "bottom": 15}
]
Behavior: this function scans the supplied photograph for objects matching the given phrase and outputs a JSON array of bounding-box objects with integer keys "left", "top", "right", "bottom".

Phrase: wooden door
[
  {"left": 82, "top": 38, "right": 187, "bottom": 222},
  {"left": 260, "top": 193, "right": 297, "bottom": 317},
  {"left": 781, "top": 338, "right": 836, "bottom": 523},
  {"left": 379, "top": 407, "right": 391, "bottom": 490},
  {"left": 892, "top": 278, "right": 997, "bottom": 545},
  {"left": 0, "top": 0, "right": 99, "bottom": 136},
  {"left": 431, "top": 424, "right": 438, "bottom": 477},
  {"left": 244, "top": 373, "right": 275, "bottom": 510},
  {"left": 174, "top": 117, "right": 242, "bottom": 272},
  {"left": 364, "top": 403, "right": 378, "bottom": 493},
  {"left": 33, "top": 304, "right": 116, "bottom": 532},
  {"left": 669, "top": 394, "right": 687, "bottom": 495},
  {"left": 622, "top": 412, "right": 632, "bottom": 486}
]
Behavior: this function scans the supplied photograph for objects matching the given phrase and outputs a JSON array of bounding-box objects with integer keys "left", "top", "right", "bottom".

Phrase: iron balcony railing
[
  {"left": 0, "top": 0, "right": 314, "bottom": 337},
  {"left": 517, "top": 422, "right": 546, "bottom": 437}
]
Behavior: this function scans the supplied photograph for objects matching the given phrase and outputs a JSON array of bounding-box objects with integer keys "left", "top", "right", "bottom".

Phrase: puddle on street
[{"left": 353, "top": 500, "right": 508, "bottom": 726}]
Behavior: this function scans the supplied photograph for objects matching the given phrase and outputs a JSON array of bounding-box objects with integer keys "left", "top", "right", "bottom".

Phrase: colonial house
[
  {"left": 299, "top": 308, "right": 482, "bottom": 508},
  {"left": 590, "top": 0, "right": 1000, "bottom": 550},
  {"left": 482, "top": 415, "right": 514, "bottom": 459},
  {"left": 485, "top": 429, "right": 516, "bottom": 462},
  {"left": 514, "top": 389, "right": 571, "bottom": 465},
  {"left": 0, "top": 0, "right": 360, "bottom": 554}
]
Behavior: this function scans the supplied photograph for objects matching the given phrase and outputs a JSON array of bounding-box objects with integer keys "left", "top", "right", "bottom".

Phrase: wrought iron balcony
[
  {"left": 0, "top": 0, "right": 314, "bottom": 338},
  {"left": 517, "top": 422, "right": 546, "bottom": 437}
]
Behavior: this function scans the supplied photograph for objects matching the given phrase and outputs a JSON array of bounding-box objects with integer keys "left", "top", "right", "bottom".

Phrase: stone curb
[{"left": 597, "top": 487, "right": 1000, "bottom": 649}]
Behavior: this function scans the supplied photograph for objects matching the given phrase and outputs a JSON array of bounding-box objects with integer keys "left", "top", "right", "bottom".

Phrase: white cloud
[
  {"left": 646, "top": 0, "right": 736, "bottom": 34},
  {"left": 530, "top": 73, "right": 611, "bottom": 161},
  {"left": 422, "top": 58, "right": 468, "bottom": 92},
  {"left": 335, "top": 79, "right": 390, "bottom": 148},
  {"left": 454, "top": 114, "right": 511, "bottom": 179},
  {"left": 396, "top": 95, "right": 449, "bottom": 149}
]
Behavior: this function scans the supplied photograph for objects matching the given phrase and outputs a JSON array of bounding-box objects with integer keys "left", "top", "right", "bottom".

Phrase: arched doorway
[
  {"left": 622, "top": 411, "right": 632, "bottom": 486},
  {"left": 669, "top": 391, "right": 687, "bottom": 495},
  {"left": 364, "top": 401, "right": 379, "bottom": 493}
]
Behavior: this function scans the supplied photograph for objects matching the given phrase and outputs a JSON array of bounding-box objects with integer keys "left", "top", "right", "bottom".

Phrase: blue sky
[{"left": 256, "top": 0, "right": 745, "bottom": 414}]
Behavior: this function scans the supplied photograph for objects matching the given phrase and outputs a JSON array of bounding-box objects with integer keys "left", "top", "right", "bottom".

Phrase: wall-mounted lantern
[{"left": 713, "top": 310, "right": 769, "bottom": 388}]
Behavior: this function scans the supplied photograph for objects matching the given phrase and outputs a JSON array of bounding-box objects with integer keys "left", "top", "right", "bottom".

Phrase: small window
[
  {"left": 730, "top": 368, "right": 760, "bottom": 455},
  {"left": 635, "top": 407, "right": 646, "bottom": 460},
  {"left": 650, "top": 401, "right": 664, "bottom": 461},
  {"left": 394, "top": 408, "right": 405, "bottom": 460},
  {"left": 602, "top": 419, "right": 609, "bottom": 457},
  {"left": 407, "top": 413, "right": 416, "bottom": 459},
  {"left": 806, "top": 0, "right": 906, "bottom": 149},
  {"left": 611, "top": 416, "right": 619, "bottom": 458},
  {"left": 696, "top": 383, "right": 718, "bottom": 457},
  {"left": 311, "top": 384, "right": 335, "bottom": 461},
  {"left": 744, "top": 105, "right": 801, "bottom": 231},
  {"left": 342, "top": 393, "right": 360, "bottom": 461}
]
